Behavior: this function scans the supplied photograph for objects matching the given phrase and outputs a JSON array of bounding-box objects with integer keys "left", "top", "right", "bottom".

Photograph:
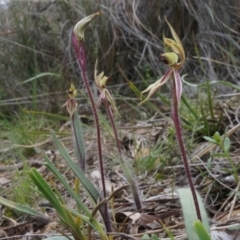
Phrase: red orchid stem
[
  {"left": 103, "top": 98, "right": 142, "bottom": 211},
  {"left": 72, "top": 37, "right": 111, "bottom": 232},
  {"left": 172, "top": 80, "right": 202, "bottom": 222}
]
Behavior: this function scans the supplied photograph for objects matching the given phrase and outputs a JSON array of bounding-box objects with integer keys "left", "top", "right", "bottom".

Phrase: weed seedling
[{"left": 204, "top": 131, "right": 238, "bottom": 183}]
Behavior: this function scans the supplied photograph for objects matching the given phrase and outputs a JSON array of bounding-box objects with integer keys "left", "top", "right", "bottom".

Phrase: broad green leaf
[
  {"left": 223, "top": 137, "right": 231, "bottom": 153},
  {"left": 194, "top": 220, "right": 211, "bottom": 240},
  {"left": 178, "top": 188, "right": 210, "bottom": 240}
]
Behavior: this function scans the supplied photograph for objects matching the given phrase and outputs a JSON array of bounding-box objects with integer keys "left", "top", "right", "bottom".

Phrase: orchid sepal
[
  {"left": 164, "top": 18, "right": 185, "bottom": 69},
  {"left": 94, "top": 60, "right": 119, "bottom": 117},
  {"left": 73, "top": 11, "right": 100, "bottom": 42},
  {"left": 140, "top": 68, "right": 172, "bottom": 105},
  {"left": 173, "top": 69, "right": 183, "bottom": 106}
]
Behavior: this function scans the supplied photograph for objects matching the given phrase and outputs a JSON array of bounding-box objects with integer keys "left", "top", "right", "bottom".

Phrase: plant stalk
[
  {"left": 103, "top": 98, "right": 142, "bottom": 211},
  {"left": 172, "top": 80, "right": 202, "bottom": 222},
  {"left": 72, "top": 38, "right": 111, "bottom": 232}
]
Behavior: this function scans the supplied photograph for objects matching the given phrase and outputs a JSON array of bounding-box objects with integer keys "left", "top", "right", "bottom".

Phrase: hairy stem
[
  {"left": 172, "top": 81, "right": 202, "bottom": 222},
  {"left": 103, "top": 98, "right": 142, "bottom": 211},
  {"left": 72, "top": 37, "right": 111, "bottom": 232}
]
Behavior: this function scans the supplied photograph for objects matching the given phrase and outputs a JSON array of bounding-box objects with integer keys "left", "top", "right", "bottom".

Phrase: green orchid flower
[
  {"left": 140, "top": 18, "right": 185, "bottom": 106},
  {"left": 94, "top": 60, "right": 119, "bottom": 117},
  {"left": 62, "top": 83, "right": 78, "bottom": 118}
]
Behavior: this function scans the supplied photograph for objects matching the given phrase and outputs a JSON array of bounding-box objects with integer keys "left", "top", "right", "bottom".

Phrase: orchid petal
[
  {"left": 99, "top": 72, "right": 108, "bottom": 88},
  {"left": 94, "top": 60, "right": 109, "bottom": 90},
  {"left": 165, "top": 18, "right": 185, "bottom": 69},
  {"left": 140, "top": 69, "right": 172, "bottom": 104},
  {"left": 165, "top": 18, "right": 184, "bottom": 53},
  {"left": 105, "top": 90, "right": 119, "bottom": 117},
  {"left": 94, "top": 62, "right": 119, "bottom": 117},
  {"left": 164, "top": 38, "right": 181, "bottom": 55},
  {"left": 173, "top": 69, "right": 182, "bottom": 106},
  {"left": 94, "top": 59, "right": 98, "bottom": 86}
]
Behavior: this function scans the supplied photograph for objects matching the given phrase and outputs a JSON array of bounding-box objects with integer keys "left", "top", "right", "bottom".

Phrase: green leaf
[
  {"left": 21, "top": 72, "right": 62, "bottom": 85},
  {"left": 51, "top": 131, "right": 101, "bottom": 204},
  {"left": 62, "top": 205, "right": 109, "bottom": 240},
  {"left": 152, "top": 235, "right": 161, "bottom": 240},
  {"left": 207, "top": 157, "right": 212, "bottom": 170},
  {"left": 178, "top": 188, "right": 210, "bottom": 240},
  {"left": 50, "top": 131, "right": 112, "bottom": 232},
  {"left": 72, "top": 111, "right": 86, "bottom": 171},
  {"left": 0, "top": 196, "right": 45, "bottom": 217},
  {"left": 24, "top": 110, "right": 69, "bottom": 121},
  {"left": 194, "top": 220, "right": 211, "bottom": 240},
  {"left": 141, "top": 234, "right": 151, "bottom": 239},
  {"left": 181, "top": 94, "right": 198, "bottom": 119},
  {"left": 43, "top": 237, "right": 74, "bottom": 240},
  {"left": 44, "top": 156, "right": 91, "bottom": 217},
  {"left": 28, "top": 168, "right": 74, "bottom": 226},
  {"left": 213, "top": 132, "right": 221, "bottom": 143},
  {"left": 203, "top": 136, "right": 217, "bottom": 144},
  {"left": 227, "top": 224, "right": 240, "bottom": 230},
  {"left": 223, "top": 137, "right": 231, "bottom": 153}
]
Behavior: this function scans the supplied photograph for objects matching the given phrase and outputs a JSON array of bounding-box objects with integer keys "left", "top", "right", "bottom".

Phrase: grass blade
[{"left": 51, "top": 131, "right": 101, "bottom": 204}]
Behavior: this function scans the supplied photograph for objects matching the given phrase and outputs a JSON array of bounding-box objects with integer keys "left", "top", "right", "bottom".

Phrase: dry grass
[{"left": 0, "top": 0, "right": 239, "bottom": 115}]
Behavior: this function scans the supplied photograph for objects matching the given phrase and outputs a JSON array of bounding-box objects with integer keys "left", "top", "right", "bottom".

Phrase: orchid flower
[
  {"left": 62, "top": 83, "right": 77, "bottom": 118},
  {"left": 140, "top": 18, "right": 185, "bottom": 106},
  {"left": 94, "top": 60, "right": 119, "bottom": 117},
  {"left": 140, "top": 19, "right": 202, "bottom": 222},
  {"left": 73, "top": 11, "right": 100, "bottom": 42},
  {"left": 72, "top": 12, "right": 100, "bottom": 72}
]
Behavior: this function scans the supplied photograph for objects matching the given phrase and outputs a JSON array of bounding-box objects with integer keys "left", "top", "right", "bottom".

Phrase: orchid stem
[
  {"left": 172, "top": 81, "right": 202, "bottom": 222},
  {"left": 73, "top": 39, "right": 111, "bottom": 232},
  {"left": 103, "top": 99, "right": 142, "bottom": 211}
]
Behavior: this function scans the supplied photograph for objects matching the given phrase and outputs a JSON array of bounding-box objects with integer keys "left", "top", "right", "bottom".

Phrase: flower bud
[
  {"left": 73, "top": 11, "right": 100, "bottom": 41},
  {"left": 66, "top": 98, "right": 77, "bottom": 118}
]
